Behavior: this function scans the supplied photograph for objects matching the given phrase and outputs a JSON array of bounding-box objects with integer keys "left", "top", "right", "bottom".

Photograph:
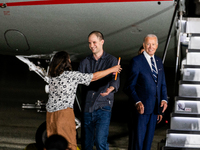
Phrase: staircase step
[
  {"left": 175, "top": 96, "right": 200, "bottom": 101},
  {"left": 179, "top": 81, "right": 200, "bottom": 84},
  {"left": 189, "top": 35, "right": 200, "bottom": 49},
  {"left": 178, "top": 81, "right": 200, "bottom": 97},
  {"left": 167, "top": 129, "right": 200, "bottom": 134},
  {"left": 182, "top": 65, "right": 200, "bottom": 81},
  {"left": 165, "top": 129, "right": 200, "bottom": 148},
  {"left": 191, "top": 33, "right": 200, "bottom": 37},
  {"left": 187, "top": 49, "right": 200, "bottom": 53},
  {"left": 186, "top": 18, "right": 200, "bottom": 34},
  {"left": 171, "top": 113, "right": 200, "bottom": 131},
  {"left": 175, "top": 97, "right": 200, "bottom": 114},
  {"left": 189, "top": 36, "right": 200, "bottom": 49},
  {"left": 187, "top": 49, "right": 200, "bottom": 65},
  {"left": 163, "top": 146, "right": 200, "bottom": 150},
  {"left": 184, "top": 65, "right": 200, "bottom": 68},
  {"left": 179, "top": 81, "right": 200, "bottom": 97},
  {"left": 171, "top": 113, "right": 200, "bottom": 117}
]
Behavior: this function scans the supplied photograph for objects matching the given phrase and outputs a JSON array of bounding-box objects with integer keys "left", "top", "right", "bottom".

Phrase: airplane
[
  {"left": 0, "top": 0, "right": 180, "bottom": 149},
  {"left": 0, "top": 0, "right": 175, "bottom": 64}
]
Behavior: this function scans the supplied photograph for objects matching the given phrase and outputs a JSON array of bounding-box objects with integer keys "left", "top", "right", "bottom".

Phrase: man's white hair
[{"left": 143, "top": 34, "right": 158, "bottom": 43}]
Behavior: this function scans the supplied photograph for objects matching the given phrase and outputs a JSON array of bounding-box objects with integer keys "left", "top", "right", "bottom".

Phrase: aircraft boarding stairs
[{"left": 163, "top": 18, "right": 200, "bottom": 150}]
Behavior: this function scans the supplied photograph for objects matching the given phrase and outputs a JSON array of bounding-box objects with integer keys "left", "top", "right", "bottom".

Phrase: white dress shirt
[
  {"left": 135, "top": 51, "right": 167, "bottom": 106},
  {"left": 143, "top": 51, "right": 158, "bottom": 73}
]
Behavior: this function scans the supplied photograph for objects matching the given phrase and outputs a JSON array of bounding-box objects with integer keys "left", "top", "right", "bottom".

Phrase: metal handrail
[
  {"left": 174, "top": 10, "right": 183, "bottom": 93},
  {"left": 162, "top": 0, "right": 180, "bottom": 64}
]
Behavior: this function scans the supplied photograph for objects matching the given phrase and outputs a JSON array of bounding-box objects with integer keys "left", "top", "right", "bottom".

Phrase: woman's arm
[{"left": 91, "top": 65, "right": 121, "bottom": 82}]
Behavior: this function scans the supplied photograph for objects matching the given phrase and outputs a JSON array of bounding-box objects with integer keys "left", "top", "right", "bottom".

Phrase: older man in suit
[{"left": 124, "top": 34, "right": 168, "bottom": 150}]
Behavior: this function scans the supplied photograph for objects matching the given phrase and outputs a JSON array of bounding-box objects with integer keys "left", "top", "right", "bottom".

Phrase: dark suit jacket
[{"left": 124, "top": 53, "right": 168, "bottom": 114}]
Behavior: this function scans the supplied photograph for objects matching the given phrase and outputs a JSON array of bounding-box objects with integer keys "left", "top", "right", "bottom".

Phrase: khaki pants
[{"left": 46, "top": 108, "right": 77, "bottom": 150}]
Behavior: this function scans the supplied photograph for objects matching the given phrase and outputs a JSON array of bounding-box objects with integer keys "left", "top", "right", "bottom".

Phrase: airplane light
[{"left": 0, "top": 3, "right": 7, "bottom": 8}]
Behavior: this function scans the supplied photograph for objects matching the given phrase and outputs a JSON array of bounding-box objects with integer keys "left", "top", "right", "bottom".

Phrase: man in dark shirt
[{"left": 78, "top": 31, "right": 120, "bottom": 150}]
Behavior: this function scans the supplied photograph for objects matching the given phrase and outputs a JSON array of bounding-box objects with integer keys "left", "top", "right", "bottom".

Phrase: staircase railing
[{"left": 162, "top": 0, "right": 180, "bottom": 64}]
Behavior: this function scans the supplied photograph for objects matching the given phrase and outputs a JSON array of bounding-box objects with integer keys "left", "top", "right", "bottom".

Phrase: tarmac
[
  {"left": 23, "top": 122, "right": 168, "bottom": 150},
  {"left": 0, "top": 84, "right": 169, "bottom": 150}
]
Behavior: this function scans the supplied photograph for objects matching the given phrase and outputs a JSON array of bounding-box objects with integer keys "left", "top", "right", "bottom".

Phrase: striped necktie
[{"left": 151, "top": 57, "right": 158, "bottom": 83}]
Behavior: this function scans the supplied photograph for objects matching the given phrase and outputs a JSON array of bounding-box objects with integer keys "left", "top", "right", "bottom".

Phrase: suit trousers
[
  {"left": 129, "top": 111, "right": 157, "bottom": 150},
  {"left": 46, "top": 108, "right": 77, "bottom": 150}
]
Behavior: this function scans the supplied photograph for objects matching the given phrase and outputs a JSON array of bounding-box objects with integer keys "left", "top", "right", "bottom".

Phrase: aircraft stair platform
[{"left": 163, "top": 17, "right": 200, "bottom": 150}]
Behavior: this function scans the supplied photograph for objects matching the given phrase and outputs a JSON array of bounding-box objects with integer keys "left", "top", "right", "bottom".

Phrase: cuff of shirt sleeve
[
  {"left": 109, "top": 85, "right": 117, "bottom": 92},
  {"left": 162, "top": 100, "right": 168, "bottom": 103},
  {"left": 135, "top": 101, "right": 141, "bottom": 106}
]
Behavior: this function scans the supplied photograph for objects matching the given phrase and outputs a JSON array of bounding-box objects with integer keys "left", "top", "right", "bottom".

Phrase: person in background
[
  {"left": 78, "top": 31, "right": 120, "bottom": 150},
  {"left": 127, "top": 45, "right": 144, "bottom": 148},
  {"left": 124, "top": 34, "right": 168, "bottom": 150},
  {"left": 138, "top": 45, "right": 144, "bottom": 55},
  {"left": 46, "top": 51, "right": 121, "bottom": 150},
  {"left": 44, "top": 134, "right": 70, "bottom": 150}
]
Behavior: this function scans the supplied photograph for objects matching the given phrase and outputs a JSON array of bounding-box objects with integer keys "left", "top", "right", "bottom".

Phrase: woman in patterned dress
[{"left": 46, "top": 51, "right": 121, "bottom": 150}]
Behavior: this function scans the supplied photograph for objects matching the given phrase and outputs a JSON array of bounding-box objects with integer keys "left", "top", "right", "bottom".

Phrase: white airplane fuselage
[{"left": 0, "top": 0, "right": 175, "bottom": 63}]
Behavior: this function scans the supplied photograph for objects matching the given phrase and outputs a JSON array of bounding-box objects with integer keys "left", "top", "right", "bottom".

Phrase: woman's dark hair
[{"left": 48, "top": 51, "right": 72, "bottom": 77}]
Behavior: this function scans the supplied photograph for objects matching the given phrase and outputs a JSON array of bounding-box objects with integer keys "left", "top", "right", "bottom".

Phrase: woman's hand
[{"left": 112, "top": 65, "right": 122, "bottom": 73}]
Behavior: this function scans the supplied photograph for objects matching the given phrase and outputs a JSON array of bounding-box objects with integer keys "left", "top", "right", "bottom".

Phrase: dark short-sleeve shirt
[{"left": 78, "top": 51, "right": 120, "bottom": 112}]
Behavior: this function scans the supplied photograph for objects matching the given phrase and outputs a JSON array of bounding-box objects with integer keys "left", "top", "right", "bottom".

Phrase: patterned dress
[
  {"left": 46, "top": 71, "right": 93, "bottom": 112},
  {"left": 46, "top": 71, "right": 93, "bottom": 150}
]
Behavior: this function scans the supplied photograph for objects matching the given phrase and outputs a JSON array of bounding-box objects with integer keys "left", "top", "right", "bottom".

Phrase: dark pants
[
  {"left": 129, "top": 111, "right": 157, "bottom": 150},
  {"left": 83, "top": 106, "right": 111, "bottom": 150}
]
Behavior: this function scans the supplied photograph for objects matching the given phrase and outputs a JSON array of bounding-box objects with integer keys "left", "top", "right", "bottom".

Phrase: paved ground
[{"left": 0, "top": 86, "right": 169, "bottom": 150}]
